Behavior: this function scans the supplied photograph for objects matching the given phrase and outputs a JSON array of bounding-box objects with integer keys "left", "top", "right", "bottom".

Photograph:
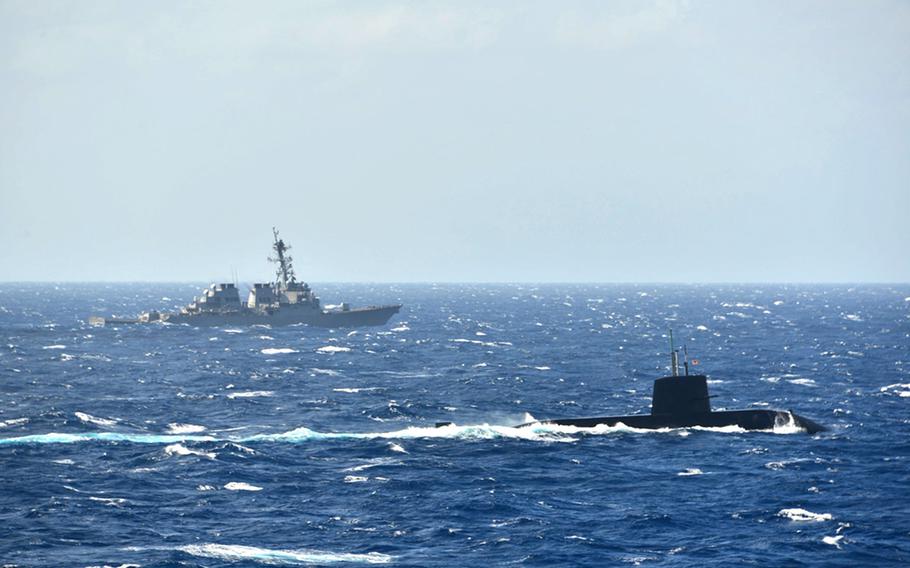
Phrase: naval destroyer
[{"left": 89, "top": 229, "right": 401, "bottom": 328}]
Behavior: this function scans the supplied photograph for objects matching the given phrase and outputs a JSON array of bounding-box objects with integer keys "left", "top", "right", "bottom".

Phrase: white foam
[
  {"left": 312, "top": 368, "right": 341, "bottom": 376},
  {"left": 74, "top": 412, "right": 118, "bottom": 427},
  {"left": 178, "top": 543, "right": 392, "bottom": 564},
  {"left": 677, "top": 468, "right": 703, "bottom": 476},
  {"left": 788, "top": 378, "right": 817, "bottom": 387},
  {"left": 197, "top": 484, "right": 217, "bottom": 491},
  {"left": 0, "top": 418, "right": 28, "bottom": 428},
  {"left": 227, "top": 391, "right": 274, "bottom": 399},
  {"left": 389, "top": 442, "right": 407, "bottom": 453},
  {"left": 822, "top": 534, "right": 844, "bottom": 548},
  {"left": 42, "top": 344, "right": 66, "bottom": 349},
  {"left": 778, "top": 508, "right": 833, "bottom": 522},
  {"left": 222, "top": 328, "right": 244, "bottom": 334},
  {"left": 224, "top": 482, "right": 262, "bottom": 491},
  {"left": 344, "top": 475, "right": 368, "bottom": 483},
  {"left": 390, "top": 325, "right": 410, "bottom": 332},
  {"left": 449, "top": 338, "right": 512, "bottom": 348},
  {"left": 696, "top": 325, "right": 708, "bottom": 331},
  {"left": 89, "top": 496, "right": 127, "bottom": 506},
  {"left": 165, "top": 443, "right": 216, "bottom": 460},
  {"left": 166, "top": 423, "right": 206, "bottom": 434},
  {"left": 261, "top": 348, "right": 298, "bottom": 355},
  {"left": 880, "top": 383, "right": 910, "bottom": 397},
  {"left": 317, "top": 345, "right": 352, "bottom": 353}
]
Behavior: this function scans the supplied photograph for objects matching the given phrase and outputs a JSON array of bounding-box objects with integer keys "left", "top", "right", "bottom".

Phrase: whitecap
[
  {"left": 166, "top": 423, "right": 206, "bottom": 434},
  {"left": 223, "top": 482, "right": 262, "bottom": 491},
  {"left": 677, "top": 468, "right": 703, "bottom": 476},
  {"left": 778, "top": 508, "right": 833, "bottom": 522},
  {"left": 788, "top": 378, "right": 817, "bottom": 387},
  {"left": 389, "top": 442, "right": 407, "bottom": 453},
  {"left": 197, "top": 484, "right": 216, "bottom": 491},
  {"left": 261, "top": 348, "right": 298, "bottom": 355},
  {"left": 390, "top": 325, "right": 410, "bottom": 332},
  {"left": 178, "top": 543, "right": 392, "bottom": 564},
  {"left": 222, "top": 328, "right": 244, "bottom": 334},
  {"left": 880, "top": 383, "right": 910, "bottom": 397},
  {"left": 42, "top": 344, "right": 66, "bottom": 349},
  {"left": 0, "top": 417, "right": 28, "bottom": 428},
  {"left": 534, "top": 366, "right": 551, "bottom": 371},
  {"left": 696, "top": 325, "right": 708, "bottom": 331},
  {"left": 74, "top": 412, "right": 118, "bottom": 427},
  {"left": 822, "top": 534, "right": 844, "bottom": 548},
  {"left": 164, "top": 443, "right": 216, "bottom": 460},
  {"left": 317, "top": 346, "right": 352, "bottom": 353},
  {"left": 311, "top": 368, "right": 341, "bottom": 376},
  {"left": 344, "top": 475, "right": 368, "bottom": 483},
  {"left": 227, "top": 391, "right": 274, "bottom": 399},
  {"left": 88, "top": 496, "right": 127, "bottom": 506}
]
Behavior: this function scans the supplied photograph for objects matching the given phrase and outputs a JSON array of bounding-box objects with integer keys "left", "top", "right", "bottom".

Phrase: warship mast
[{"left": 268, "top": 227, "right": 296, "bottom": 289}]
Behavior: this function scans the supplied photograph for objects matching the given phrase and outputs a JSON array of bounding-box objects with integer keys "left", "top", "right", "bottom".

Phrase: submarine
[{"left": 438, "top": 335, "right": 826, "bottom": 434}]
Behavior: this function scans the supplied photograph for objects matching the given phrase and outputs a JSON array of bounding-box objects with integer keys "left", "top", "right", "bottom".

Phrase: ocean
[{"left": 1, "top": 283, "right": 908, "bottom": 567}]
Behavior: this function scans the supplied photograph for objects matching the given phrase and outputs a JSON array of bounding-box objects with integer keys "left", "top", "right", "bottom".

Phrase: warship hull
[{"left": 139, "top": 304, "right": 401, "bottom": 328}]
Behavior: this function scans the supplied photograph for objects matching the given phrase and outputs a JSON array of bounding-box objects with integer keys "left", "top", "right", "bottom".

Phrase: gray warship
[{"left": 89, "top": 229, "right": 401, "bottom": 328}]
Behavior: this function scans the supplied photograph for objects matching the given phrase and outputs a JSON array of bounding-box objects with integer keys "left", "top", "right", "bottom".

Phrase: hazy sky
[{"left": 1, "top": 0, "right": 908, "bottom": 282}]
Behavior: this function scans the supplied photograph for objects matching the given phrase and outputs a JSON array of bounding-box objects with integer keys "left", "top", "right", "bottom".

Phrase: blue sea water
[{"left": 1, "top": 283, "right": 908, "bottom": 567}]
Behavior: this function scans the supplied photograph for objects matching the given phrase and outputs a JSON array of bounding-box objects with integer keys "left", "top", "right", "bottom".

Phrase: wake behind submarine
[{"left": 438, "top": 334, "right": 826, "bottom": 434}]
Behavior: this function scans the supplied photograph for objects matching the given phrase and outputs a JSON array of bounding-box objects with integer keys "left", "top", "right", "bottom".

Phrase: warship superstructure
[{"left": 90, "top": 229, "right": 401, "bottom": 328}]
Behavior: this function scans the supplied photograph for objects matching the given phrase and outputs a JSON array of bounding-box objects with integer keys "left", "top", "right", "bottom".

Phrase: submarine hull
[{"left": 523, "top": 409, "right": 825, "bottom": 434}]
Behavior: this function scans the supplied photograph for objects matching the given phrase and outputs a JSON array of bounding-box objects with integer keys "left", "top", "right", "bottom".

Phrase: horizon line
[{"left": 1, "top": 280, "right": 908, "bottom": 286}]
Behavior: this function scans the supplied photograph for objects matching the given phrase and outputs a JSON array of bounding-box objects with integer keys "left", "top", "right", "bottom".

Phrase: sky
[{"left": 1, "top": 0, "right": 908, "bottom": 283}]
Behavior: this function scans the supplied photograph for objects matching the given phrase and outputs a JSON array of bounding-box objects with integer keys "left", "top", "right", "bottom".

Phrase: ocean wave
[
  {"left": 316, "top": 346, "right": 352, "bottom": 353},
  {"left": 227, "top": 391, "right": 274, "bottom": 399},
  {"left": 177, "top": 543, "right": 392, "bottom": 564},
  {"left": 0, "top": 415, "right": 809, "bottom": 447},
  {"left": 166, "top": 423, "right": 206, "bottom": 434},
  {"left": 74, "top": 412, "right": 118, "bottom": 427},
  {"left": 778, "top": 508, "right": 833, "bottom": 522},
  {"left": 223, "top": 482, "right": 262, "bottom": 491},
  {"left": 0, "top": 417, "right": 28, "bottom": 428},
  {"left": 261, "top": 348, "right": 298, "bottom": 355},
  {"left": 0, "top": 432, "right": 215, "bottom": 445},
  {"left": 164, "top": 443, "right": 216, "bottom": 460}
]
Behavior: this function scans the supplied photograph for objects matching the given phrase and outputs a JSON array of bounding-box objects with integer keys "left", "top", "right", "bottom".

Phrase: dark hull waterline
[{"left": 520, "top": 409, "right": 825, "bottom": 434}]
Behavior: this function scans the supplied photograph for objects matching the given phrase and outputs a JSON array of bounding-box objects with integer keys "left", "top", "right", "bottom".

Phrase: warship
[
  {"left": 89, "top": 229, "right": 401, "bottom": 328},
  {"left": 438, "top": 334, "right": 825, "bottom": 434}
]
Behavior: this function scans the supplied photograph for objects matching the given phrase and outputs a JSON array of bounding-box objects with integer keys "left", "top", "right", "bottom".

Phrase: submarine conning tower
[
  {"left": 651, "top": 375, "right": 711, "bottom": 416},
  {"left": 651, "top": 330, "right": 711, "bottom": 416}
]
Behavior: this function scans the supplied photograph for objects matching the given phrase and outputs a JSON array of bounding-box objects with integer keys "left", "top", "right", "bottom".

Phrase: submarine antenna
[{"left": 669, "top": 329, "right": 680, "bottom": 377}]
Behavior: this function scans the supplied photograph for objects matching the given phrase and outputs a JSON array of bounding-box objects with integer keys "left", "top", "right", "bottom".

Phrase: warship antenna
[
  {"left": 683, "top": 344, "right": 690, "bottom": 376},
  {"left": 669, "top": 329, "right": 680, "bottom": 377},
  {"left": 268, "top": 227, "right": 297, "bottom": 288}
]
